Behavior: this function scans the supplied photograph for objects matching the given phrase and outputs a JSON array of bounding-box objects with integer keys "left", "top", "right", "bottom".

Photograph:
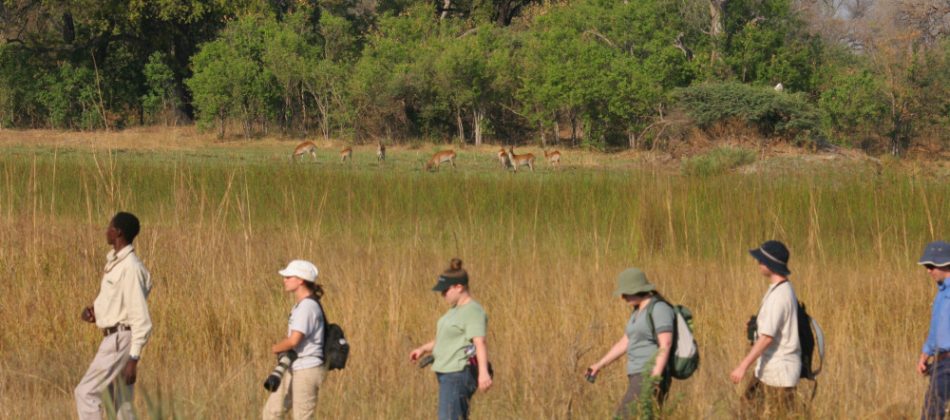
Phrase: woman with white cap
[
  {"left": 588, "top": 268, "right": 674, "bottom": 420},
  {"left": 262, "top": 260, "right": 327, "bottom": 420}
]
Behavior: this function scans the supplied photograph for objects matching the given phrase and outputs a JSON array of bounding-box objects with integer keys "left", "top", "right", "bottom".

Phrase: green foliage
[
  {"left": 38, "top": 63, "right": 102, "bottom": 130},
  {"left": 817, "top": 69, "right": 887, "bottom": 146},
  {"left": 719, "top": 0, "right": 824, "bottom": 93},
  {"left": 676, "top": 82, "right": 818, "bottom": 140},
  {"left": 681, "top": 147, "right": 756, "bottom": 177},
  {"left": 142, "top": 53, "right": 180, "bottom": 124}
]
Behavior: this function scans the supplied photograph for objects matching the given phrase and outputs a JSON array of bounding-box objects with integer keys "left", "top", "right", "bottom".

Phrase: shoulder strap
[
  {"left": 306, "top": 295, "right": 329, "bottom": 348},
  {"left": 645, "top": 298, "right": 670, "bottom": 342}
]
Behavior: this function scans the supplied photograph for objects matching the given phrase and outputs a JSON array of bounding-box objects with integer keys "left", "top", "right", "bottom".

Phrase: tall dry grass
[{"left": 0, "top": 146, "right": 946, "bottom": 419}]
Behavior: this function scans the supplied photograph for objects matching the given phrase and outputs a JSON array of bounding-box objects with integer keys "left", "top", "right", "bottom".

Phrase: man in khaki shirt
[
  {"left": 75, "top": 212, "right": 153, "bottom": 420},
  {"left": 730, "top": 240, "right": 801, "bottom": 416}
]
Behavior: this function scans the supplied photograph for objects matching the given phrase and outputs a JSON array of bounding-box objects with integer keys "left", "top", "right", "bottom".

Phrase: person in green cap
[
  {"left": 409, "top": 258, "right": 492, "bottom": 420},
  {"left": 588, "top": 268, "right": 675, "bottom": 419}
]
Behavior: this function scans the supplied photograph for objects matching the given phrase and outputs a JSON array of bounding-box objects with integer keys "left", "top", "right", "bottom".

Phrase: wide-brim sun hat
[
  {"left": 919, "top": 241, "right": 950, "bottom": 267},
  {"left": 278, "top": 260, "right": 319, "bottom": 283},
  {"left": 613, "top": 268, "right": 656, "bottom": 296},
  {"left": 750, "top": 240, "right": 791, "bottom": 277}
]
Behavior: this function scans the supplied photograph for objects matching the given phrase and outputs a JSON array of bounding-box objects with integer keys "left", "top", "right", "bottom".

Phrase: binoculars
[
  {"left": 746, "top": 315, "right": 758, "bottom": 345},
  {"left": 263, "top": 350, "right": 298, "bottom": 392}
]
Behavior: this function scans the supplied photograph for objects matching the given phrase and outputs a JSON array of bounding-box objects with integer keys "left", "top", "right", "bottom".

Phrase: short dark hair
[{"left": 112, "top": 212, "right": 141, "bottom": 242}]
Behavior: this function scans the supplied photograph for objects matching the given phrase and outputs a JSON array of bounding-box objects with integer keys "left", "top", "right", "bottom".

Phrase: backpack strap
[
  {"left": 306, "top": 295, "right": 329, "bottom": 360},
  {"left": 644, "top": 297, "right": 674, "bottom": 375}
]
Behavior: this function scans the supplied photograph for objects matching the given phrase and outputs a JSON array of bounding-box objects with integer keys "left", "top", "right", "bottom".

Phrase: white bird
[{"left": 774, "top": 83, "right": 784, "bottom": 92}]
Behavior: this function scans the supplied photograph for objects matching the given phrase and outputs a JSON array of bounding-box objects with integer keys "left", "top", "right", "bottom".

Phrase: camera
[{"left": 263, "top": 350, "right": 298, "bottom": 392}]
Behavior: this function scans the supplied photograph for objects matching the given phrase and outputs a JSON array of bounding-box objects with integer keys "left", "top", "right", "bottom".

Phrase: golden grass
[{"left": 0, "top": 131, "right": 946, "bottom": 419}]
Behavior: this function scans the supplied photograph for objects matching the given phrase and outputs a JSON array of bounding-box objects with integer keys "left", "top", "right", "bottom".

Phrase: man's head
[
  {"left": 919, "top": 241, "right": 950, "bottom": 283},
  {"left": 749, "top": 240, "right": 791, "bottom": 278},
  {"left": 107, "top": 212, "right": 141, "bottom": 246}
]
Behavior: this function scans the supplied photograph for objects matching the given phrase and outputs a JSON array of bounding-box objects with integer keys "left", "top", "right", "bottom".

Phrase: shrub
[
  {"left": 681, "top": 146, "right": 756, "bottom": 177},
  {"left": 675, "top": 81, "right": 818, "bottom": 141}
]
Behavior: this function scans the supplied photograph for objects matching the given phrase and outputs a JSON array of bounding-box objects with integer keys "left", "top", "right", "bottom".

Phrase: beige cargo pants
[
  {"left": 74, "top": 330, "right": 135, "bottom": 420},
  {"left": 262, "top": 366, "right": 327, "bottom": 420}
]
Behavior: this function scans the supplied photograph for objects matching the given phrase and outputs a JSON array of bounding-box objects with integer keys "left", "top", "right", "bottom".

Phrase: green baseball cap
[{"left": 613, "top": 268, "right": 655, "bottom": 296}]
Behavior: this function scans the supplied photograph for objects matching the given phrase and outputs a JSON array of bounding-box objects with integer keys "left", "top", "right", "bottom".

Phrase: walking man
[
  {"left": 918, "top": 241, "right": 950, "bottom": 420},
  {"left": 75, "top": 212, "right": 153, "bottom": 420},
  {"left": 730, "top": 240, "right": 801, "bottom": 417}
]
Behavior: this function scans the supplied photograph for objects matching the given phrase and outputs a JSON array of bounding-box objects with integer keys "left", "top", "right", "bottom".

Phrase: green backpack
[{"left": 646, "top": 298, "right": 700, "bottom": 380}]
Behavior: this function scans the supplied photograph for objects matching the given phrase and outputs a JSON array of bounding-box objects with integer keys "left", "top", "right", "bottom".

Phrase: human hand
[
  {"left": 121, "top": 359, "right": 138, "bottom": 385},
  {"left": 81, "top": 306, "right": 96, "bottom": 323},
  {"left": 409, "top": 348, "right": 425, "bottom": 363},
  {"left": 918, "top": 357, "right": 931, "bottom": 376},
  {"left": 729, "top": 365, "right": 746, "bottom": 384},
  {"left": 478, "top": 370, "right": 493, "bottom": 392}
]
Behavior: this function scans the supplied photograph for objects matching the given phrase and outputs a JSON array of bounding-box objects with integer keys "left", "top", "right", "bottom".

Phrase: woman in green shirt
[
  {"left": 588, "top": 268, "right": 674, "bottom": 420},
  {"left": 409, "top": 259, "right": 492, "bottom": 420}
]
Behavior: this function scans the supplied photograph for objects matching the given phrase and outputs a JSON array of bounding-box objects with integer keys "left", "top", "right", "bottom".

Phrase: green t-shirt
[
  {"left": 626, "top": 300, "right": 674, "bottom": 375},
  {"left": 432, "top": 300, "right": 488, "bottom": 373}
]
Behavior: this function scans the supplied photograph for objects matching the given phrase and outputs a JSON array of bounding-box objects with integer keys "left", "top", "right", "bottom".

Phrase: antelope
[
  {"left": 377, "top": 142, "right": 386, "bottom": 162},
  {"left": 340, "top": 147, "right": 353, "bottom": 163},
  {"left": 543, "top": 149, "right": 561, "bottom": 168},
  {"left": 292, "top": 141, "right": 318, "bottom": 162},
  {"left": 496, "top": 148, "right": 510, "bottom": 168},
  {"left": 424, "top": 150, "right": 457, "bottom": 171},
  {"left": 506, "top": 147, "right": 535, "bottom": 172}
]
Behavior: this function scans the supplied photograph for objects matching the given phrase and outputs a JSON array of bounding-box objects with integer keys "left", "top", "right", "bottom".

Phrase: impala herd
[{"left": 292, "top": 141, "right": 562, "bottom": 172}]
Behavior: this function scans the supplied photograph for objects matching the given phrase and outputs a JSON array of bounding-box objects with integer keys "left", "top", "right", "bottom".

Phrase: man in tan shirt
[
  {"left": 730, "top": 240, "right": 801, "bottom": 416},
  {"left": 75, "top": 212, "right": 153, "bottom": 420}
]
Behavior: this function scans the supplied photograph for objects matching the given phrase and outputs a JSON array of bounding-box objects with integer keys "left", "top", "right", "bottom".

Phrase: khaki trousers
[
  {"left": 262, "top": 365, "right": 327, "bottom": 420},
  {"left": 74, "top": 330, "right": 135, "bottom": 420}
]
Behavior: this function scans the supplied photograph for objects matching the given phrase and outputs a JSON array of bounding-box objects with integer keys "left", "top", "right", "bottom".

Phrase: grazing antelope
[
  {"left": 506, "top": 147, "right": 535, "bottom": 172},
  {"left": 377, "top": 142, "right": 386, "bottom": 162},
  {"left": 340, "top": 146, "right": 353, "bottom": 163},
  {"left": 543, "top": 149, "right": 561, "bottom": 168},
  {"left": 292, "top": 141, "right": 318, "bottom": 162},
  {"left": 496, "top": 148, "right": 510, "bottom": 168},
  {"left": 424, "top": 150, "right": 457, "bottom": 171}
]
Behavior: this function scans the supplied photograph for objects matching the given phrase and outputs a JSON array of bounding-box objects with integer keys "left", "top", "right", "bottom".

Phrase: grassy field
[{"left": 0, "top": 129, "right": 948, "bottom": 419}]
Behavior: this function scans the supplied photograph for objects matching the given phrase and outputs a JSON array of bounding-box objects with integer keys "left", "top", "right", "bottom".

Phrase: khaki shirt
[
  {"left": 93, "top": 245, "right": 152, "bottom": 358},
  {"left": 754, "top": 281, "right": 801, "bottom": 387}
]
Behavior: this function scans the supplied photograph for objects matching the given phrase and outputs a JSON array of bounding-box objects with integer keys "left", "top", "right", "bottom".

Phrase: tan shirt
[
  {"left": 754, "top": 281, "right": 801, "bottom": 387},
  {"left": 93, "top": 245, "right": 152, "bottom": 358}
]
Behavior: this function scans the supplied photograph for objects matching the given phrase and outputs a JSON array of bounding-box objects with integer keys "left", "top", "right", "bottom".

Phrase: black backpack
[
  {"left": 797, "top": 302, "right": 824, "bottom": 380},
  {"left": 308, "top": 296, "right": 350, "bottom": 370}
]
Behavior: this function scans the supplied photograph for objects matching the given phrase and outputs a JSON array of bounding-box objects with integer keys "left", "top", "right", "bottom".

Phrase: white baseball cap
[{"left": 278, "top": 260, "right": 319, "bottom": 282}]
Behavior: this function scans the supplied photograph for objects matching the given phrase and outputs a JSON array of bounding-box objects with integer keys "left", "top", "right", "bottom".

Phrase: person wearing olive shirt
[{"left": 410, "top": 258, "right": 492, "bottom": 420}]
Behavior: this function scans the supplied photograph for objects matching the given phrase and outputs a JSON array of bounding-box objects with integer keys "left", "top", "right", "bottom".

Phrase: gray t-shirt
[
  {"left": 626, "top": 300, "right": 675, "bottom": 375},
  {"left": 287, "top": 298, "right": 325, "bottom": 370}
]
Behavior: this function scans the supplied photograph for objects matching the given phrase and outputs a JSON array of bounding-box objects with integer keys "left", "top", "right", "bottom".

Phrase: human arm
[
  {"left": 473, "top": 336, "right": 492, "bottom": 391},
  {"left": 410, "top": 340, "right": 435, "bottom": 362},
  {"left": 650, "top": 331, "right": 673, "bottom": 377},
  {"left": 730, "top": 334, "right": 773, "bottom": 384},
  {"left": 271, "top": 331, "right": 305, "bottom": 354},
  {"left": 588, "top": 335, "right": 630, "bottom": 377},
  {"left": 918, "top": 353, "right": 932, "bottom": 376},
  {"left": 120, "top": 267, "right": 152, "bottom": 385}
]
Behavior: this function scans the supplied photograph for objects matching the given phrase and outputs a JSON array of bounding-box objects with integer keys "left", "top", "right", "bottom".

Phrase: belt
[
  {"left": 103, "top": 324, "right": 131, "bottom": 337},
  {"left": 936, "top": 352, "right": 950, "bottom": 362}
]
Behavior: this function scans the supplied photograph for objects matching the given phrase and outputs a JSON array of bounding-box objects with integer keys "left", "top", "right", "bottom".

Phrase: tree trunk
[
  {"left": 539, "top": 121, "right": 546, "bottom": 147},
  {"left": 473, "top": 108, "right": 484, "bottom": 146},
  {"left": 570, "top": 112, "right": 578, "bottom": 147},
  {"left": 441, "top": 0, "right": 452, "bottom": 19},
  {"left": 456, "top": 107, "right": 465, "bottom": 144},
  {"left": 629, "top": 131, "right": 637, "bottom": 150},
  {"left": 553, "top": 111, "right": 559, "bottom": 145},
  {"left": 709, "top": 0, "right": 726, "bottom": 63}
]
